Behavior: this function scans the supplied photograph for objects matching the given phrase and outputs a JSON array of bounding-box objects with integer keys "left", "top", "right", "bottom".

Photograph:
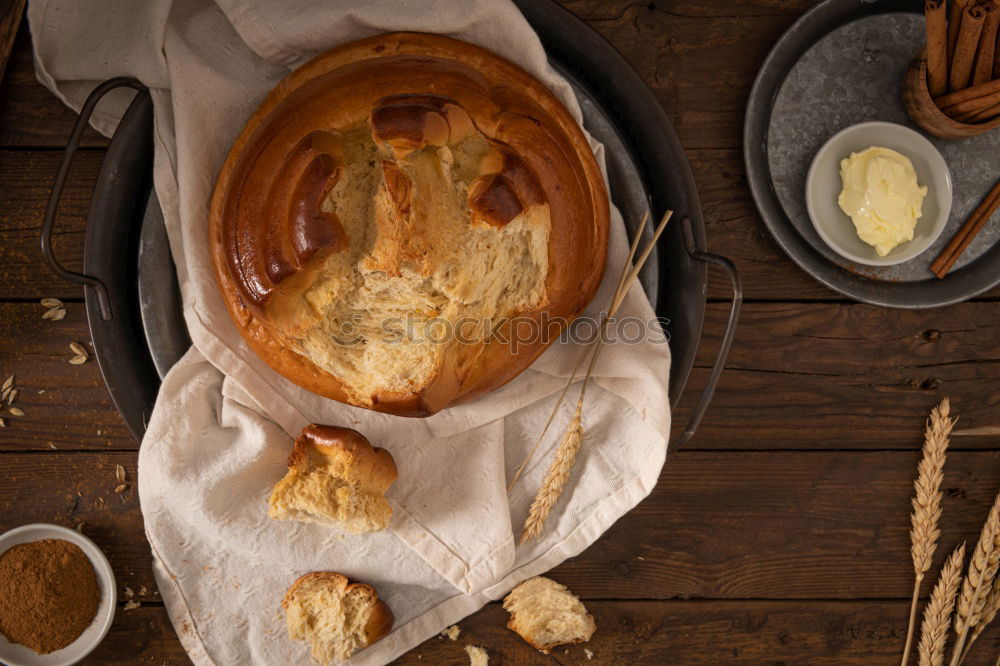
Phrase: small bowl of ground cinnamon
[{"left": 0, "top": 524, "right": 116, "bottom": 666}]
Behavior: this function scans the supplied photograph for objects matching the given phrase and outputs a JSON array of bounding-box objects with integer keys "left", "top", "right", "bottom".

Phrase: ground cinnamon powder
[{"left": 0, "top": 538, "right": 101, "bottom": 653}]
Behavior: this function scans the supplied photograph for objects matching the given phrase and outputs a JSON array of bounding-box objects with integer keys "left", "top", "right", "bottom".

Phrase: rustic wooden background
[{"left": 1, "top": 0, "right": 999, "bottom": 663}]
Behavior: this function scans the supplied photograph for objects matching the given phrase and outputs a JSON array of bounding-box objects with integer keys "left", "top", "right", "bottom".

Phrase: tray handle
[
  {"left": 671, "top": 216, "right": 742, "bottom": 449},
  {"left": 41, "top": 77, "right": 148, "bottom": 322}
]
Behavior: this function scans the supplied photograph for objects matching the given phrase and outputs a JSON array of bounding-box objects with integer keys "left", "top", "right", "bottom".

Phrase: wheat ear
[
  {"left": 962, "top": 574, "right": 1000, "bottom": 662},
  {"left": 507, "top": 212, "right": 648, "bottom": 493},
  {"left": 949, "top": 490, "right": 1000, "bottom": 666},
  {"left": 918, "top": 542, "right": 966, "bottom": 666},
  {"left": 518, "top": 211, "right": 673, "bottom": 544},
  {"left": 903, "top": 399, "right": 955, "bottom": 665}
]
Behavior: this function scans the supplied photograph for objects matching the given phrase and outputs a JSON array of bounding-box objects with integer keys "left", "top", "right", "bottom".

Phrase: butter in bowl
[{"left": 805, "top": 121, "right": 952, "bottom": 267}]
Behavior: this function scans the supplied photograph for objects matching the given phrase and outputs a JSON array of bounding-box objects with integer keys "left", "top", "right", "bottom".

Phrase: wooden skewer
[{"left": 929, "top": 177, "right": 1000, "bottom": 279}]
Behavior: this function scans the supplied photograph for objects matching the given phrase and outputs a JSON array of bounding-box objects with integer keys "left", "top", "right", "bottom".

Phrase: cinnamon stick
[
  {"left": 972, "top": 2, "right": 1000, "bottom": 85},
  {"left": 949, "top": 3, "right": 987, "bottom": 92},
  {"left": 939, "top": 88, "right": 1000, "bottom": 115},
  {"left": 949, "top": 0, "right": 972, "bottom": 63},
  {"left": 926, "top": 0, "right": 949, "bottom": 97},
  {"left": 929, "top": 177, "right": 1000, "bottom": 279},
  {"left": 957, "top": 99, "right": 1000, "bottom": 122},
  {"left": 934, "top": 77, "right": 1000, "bottom": 106}
]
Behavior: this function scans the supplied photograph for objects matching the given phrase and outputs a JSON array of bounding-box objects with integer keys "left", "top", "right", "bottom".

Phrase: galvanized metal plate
[{"left": 745, "top": 0, "right": 1000, "bottom": 308}]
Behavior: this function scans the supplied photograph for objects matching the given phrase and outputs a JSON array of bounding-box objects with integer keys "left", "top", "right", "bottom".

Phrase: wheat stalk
[
  {"left": 949, "top": 490, "right": 1000, "bottom": 666},
  {"left": 520, "top": 404, "right": 583, "bottom": 544},
  {"left": 517, "top": 211, "right": 673, "bottom": 544},
  {"left": 903, "top": 399, "right": 955, "bottom": 665},
  {"left": 919, "top": 542, "right": 966, "bottom": 666},
  {"left": 507, "top": 212, "right": 648, "bottom": 493},
  {"left": 964, "top": 574, "right": 1000, "bottom": 659}
]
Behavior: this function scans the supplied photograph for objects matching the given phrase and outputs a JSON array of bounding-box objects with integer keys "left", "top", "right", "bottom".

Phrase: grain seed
[
  {"left": 0, "top": 418, "right": 5, "bottom": 428},
  {"left": 42, "top": 306, "right": 66, "bottom": 321},
  {"left": 40, "top": 298, "right": 63, "bottom": 309},
  {"left": 6, "top": 389, "right": 17, "bottom": 405},
  {"left": 123, "top": 601, "right": 140, "bottom": 611},
  {"left": 115, "top": 484, "right": 126, "bottom": 493},
  {"left": 69, "top": 342, "right": 88, "bottom": 356},
  {"left": 8, "top": 407, "right": 24, "bottom": 417},
  {"left": 1, "top": 375, "right": 12, "bottom": 392},
  {"left": 69, "top": 355, "right": 88, "bottom": 365},
  {"left": 115, "top": 464, "right": 126, "bottom": 483}
]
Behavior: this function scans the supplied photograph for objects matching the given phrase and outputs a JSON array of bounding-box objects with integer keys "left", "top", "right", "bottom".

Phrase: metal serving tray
[
  {"left": 744, "top": 0, "right": 1000, "bottom": 308},
  {"left": 41, "top": 0, "right": 740, "bottom": 446}
]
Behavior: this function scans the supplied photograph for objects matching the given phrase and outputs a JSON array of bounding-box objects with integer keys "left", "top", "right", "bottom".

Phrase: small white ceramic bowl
[
  {"left": 0, "top": 524, "right": 117, "bottom": 666},
  {"left": 805, "top": 121, "right": 952, "bottom": 266}
]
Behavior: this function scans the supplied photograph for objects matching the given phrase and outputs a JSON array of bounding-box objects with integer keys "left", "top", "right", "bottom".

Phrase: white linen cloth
[{"left": 29, "top": 1, "right": 672, "bottom": 663}]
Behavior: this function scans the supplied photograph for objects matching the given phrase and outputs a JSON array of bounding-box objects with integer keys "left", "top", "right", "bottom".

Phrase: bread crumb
[
  {"left": 465, "top": 645, "right": 488, "bottom": 666},
  {"left": 123, "top": 600, "right": 141, "bottom": 611},
  {"left": 585, "top": 648, "right": 594, "bottom": 660},
  {"left": 440, "top": 624, "right": 460, "bottom": 641}
]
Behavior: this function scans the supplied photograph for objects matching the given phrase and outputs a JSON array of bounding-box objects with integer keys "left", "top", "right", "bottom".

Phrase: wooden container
[{"left": 903, "top": 51, "right": 1000, "bottom": 139}]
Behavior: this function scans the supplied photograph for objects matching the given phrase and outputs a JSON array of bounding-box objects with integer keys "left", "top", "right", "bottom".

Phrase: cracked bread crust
[{"left": 210, "top": 32, "right": 609, "bottom": 416}]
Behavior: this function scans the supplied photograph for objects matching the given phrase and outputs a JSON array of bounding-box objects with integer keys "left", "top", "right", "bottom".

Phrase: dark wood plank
[
  {"left": 0, "top": 303, "right": 134, "bottom": 449},
  {"left": 552, "top": 450, "right": 1000, "bottom": 601},
  {"left": 64, "top": 599, "right": 1000, "bottom": 665},
  {"left": 81, "top": 605, "right": 188, "bottom": 666},
  {"left": 0, "top": 150, "right": 98, "bottom": 301},
  {"left": 1, "top": 147, "right": 997, "bottom": 304},
  {"left": 674, "top": 301, "right": 1000, "bottom": 449},
  {"left": 0, "top": 1, "right": 807, "bottom": 151},
  {"left": 393, "top": 599, "right": 1000, "bottom": 666},
  {"left": 557, "top": 0, "right": 812, "bottom": 151},
  {"left": 4, "top": 450, "right": 1000, "bottom": 602},
  {"left": 0, "top": 453, "right": 153, "bottom": 600},
  {"left": 0, "top": 24, "right": 107, "bottom": 148},
  {"left": 4, "top": 300, "right": 998, "bottom": 452},
  {"left": 0, "top": 1, "right": 25, "bottom": 84}
]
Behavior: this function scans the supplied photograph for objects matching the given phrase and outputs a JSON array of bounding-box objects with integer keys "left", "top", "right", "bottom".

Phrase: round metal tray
[
  {"left": 745, "top": 0, "right": 1000, "bottom": 308},
  {"left": 42, "top": 0, "right": 740, "bottom": 444}
]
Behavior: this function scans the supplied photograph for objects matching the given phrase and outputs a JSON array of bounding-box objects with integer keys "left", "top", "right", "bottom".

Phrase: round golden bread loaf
[{"left": 210, "top": 32, "right": 609, "bottom": 416}]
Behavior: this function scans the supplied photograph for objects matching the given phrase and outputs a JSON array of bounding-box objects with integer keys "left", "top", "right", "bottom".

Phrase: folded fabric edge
[{"left": 146, "top": 462, "right": 659, "bottom": 664}]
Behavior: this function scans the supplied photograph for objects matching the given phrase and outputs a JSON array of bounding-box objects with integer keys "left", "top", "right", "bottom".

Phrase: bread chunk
[
  {"left": 283, "top": 572, "right": 393, "bottom": 664},
  {"left": 503, "top": 577, "right": 595, "bottom": 652},
  {"left": 268, "top": 424, "right": 397, "bottom": 533}
]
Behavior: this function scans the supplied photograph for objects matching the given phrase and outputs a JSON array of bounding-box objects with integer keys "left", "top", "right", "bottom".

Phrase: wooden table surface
[{"left": 1, "top": 1, "right": 999, "bottom": 663}]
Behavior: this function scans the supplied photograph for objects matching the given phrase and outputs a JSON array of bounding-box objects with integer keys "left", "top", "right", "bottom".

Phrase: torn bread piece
[
  {"left": 268, "top": 424, "right": 397, "bottom": 532},
  {"left": 503, "top": 576, "right": 596, "bottom": 652},
  {"left": 465, "top": 644, "right": 489, "bottom": 665},
  {"left": 283, "top": 571, "right": 394, "bottom": 664}
]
